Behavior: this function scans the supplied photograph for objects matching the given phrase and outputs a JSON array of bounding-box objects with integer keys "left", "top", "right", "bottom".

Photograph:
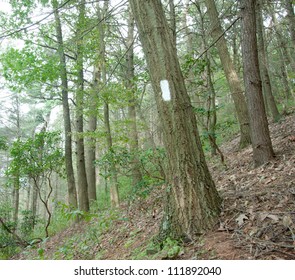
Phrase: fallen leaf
[
  {"left": 267, "top": 214, "right": 279, "bottom": 222},
  {"left": 236, "top": 214, "right": 248, "bottom": 226},
  {"left": 282, "top": 215, "right": 293, "bottom": 228}
]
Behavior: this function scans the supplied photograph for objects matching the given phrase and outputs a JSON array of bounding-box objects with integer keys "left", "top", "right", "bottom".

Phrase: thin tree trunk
[
  {"left": 98, "top": 1, "right": 120, "bottom": 207},
  {"left": 268, "top": 4, "right": 295, "bottom": 73},
  {"left": 204, "top": 0, "right": 251, "bottom": 148},
  {"left": 85, "top": 78, "right": 98, "bottom": 202},
  {"left": 241, "top": 0, "right": 274, "bottom": 167},
  {"left": 256, "top": 0, "right": 280, "bottom": 121},
  {"left": 31, "top": 178, "right": 38, "bottom": 229},
  {"left": 195, "top": 2, "right": 218, "bottom": 156},
  {"left": 126, "top": 9, "right": 143, "bottom": 187},
  {"left": 75, "top": 0, "right": 89, "bottom": 212},
  {"left": 285, "top": 0, "right": 295, "bottom": 50},
  {"left": 169, "top": 0, "right": 176, "bottom": 46},
  {"left": 52, "top": 0, "right": 77, "bottom": 208},
  {"left": 130, "top": 0, "right": 221, "bottom": 240},
  {"left": 206, "top": 58, "right": 217, "bottom": 156},
  {"left": 12, "top": 95, "right": 21, "bottom": 229}
]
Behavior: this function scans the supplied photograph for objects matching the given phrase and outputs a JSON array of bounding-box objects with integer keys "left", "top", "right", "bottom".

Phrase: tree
[
  {"left": 129, "top": 0, "right": 221, "bottom": 240},
  {"left": 125, "top": 9, "right": 143, "bottom": 188},
  {"left": 51, "top": 0, "right": 78, "bottom": 209},
  {"left": 241, "top": 0, "right": 274, "bottom": 167},
  {"left": 7, "top": 131, "right": 64, "bottom": 237},
  {"left": 204, "top": 0, "right": 251, "bottom": 148},
  {"left": 256, "top": 0, "right": 280, "bottom": 121},
  {"left": 97, "top": 1, "right": 120, "bottom": 207},
  {"left": 285, "top": 0, "right": 295, "bottom": 51},
  {"left": 75, "top": 0, "right": 89, "bottom": 212}
]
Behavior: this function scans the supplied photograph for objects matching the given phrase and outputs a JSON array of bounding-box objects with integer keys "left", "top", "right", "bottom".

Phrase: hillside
[{"left": 13, "top": 114, "right": 295, "bottom": 260}]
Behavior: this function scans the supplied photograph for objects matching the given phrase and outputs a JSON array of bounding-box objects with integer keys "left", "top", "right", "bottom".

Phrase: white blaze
[{"left": 160, "top": 79, "right": 171, "bottom": 101}]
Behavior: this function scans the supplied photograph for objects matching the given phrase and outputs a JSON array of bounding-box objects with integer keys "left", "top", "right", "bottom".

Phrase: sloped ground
[
  {"left": 12, "top": 114, "right": 295, "bottom": 260},
  {"left": 207, "top": 113, "right": 295, "bottom": 259}
]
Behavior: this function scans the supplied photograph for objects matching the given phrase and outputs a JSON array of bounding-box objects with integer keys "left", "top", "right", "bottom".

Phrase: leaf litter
[{"left": 12, "top": 114, "right": 295, "bottom": 260}]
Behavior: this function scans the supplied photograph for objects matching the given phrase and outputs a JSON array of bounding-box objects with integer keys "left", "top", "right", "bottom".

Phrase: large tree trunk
[
  {"left": 125, "top": 10, "right": 143, "bottom": 188},
  {"left": 75, "top": 0, "right": 89, "bottom": 212},
  {"left": 129, "top": 0, "right": 221, "bottom": 240},
  {"left": 52, "top": 0, "right": 77, "bottom": 208},
  {"left": 256, "top": 0, "right": 280, "bottom": 121},
  {"left": 204, "top": 0, "right": 251, "bottom": 148},
  {"left": 241, "top": 0, "right": 274, "bottom": 167}
]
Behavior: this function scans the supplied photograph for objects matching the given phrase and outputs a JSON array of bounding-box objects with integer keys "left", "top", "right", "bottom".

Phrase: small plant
[
  {"left": 20, "top": 210, "right": 37, "bottom": 237},
  {"left": 161, "top": 237, "right": 181, "bottom": 259}
]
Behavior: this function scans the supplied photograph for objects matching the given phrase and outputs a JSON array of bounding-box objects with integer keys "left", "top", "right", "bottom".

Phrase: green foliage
[
  {"left": 0, "top": 205, "right": 18, "bottom": 259},
  {"left": 96, "top": 146, "right": 131, "bottom": 179},
  {"left": 139, "top": 148, "right": 166, "bottom": 182},
  {"left": 0, "top": 46, "right": 59, "bottom": 92},
  {"left": 19, "top": 210, "right": 37, "bottom": 237},
  {"left": 131, "top": 237, "right": 182, "bottom": 260},
  {"left": 6, "top": 131, "right": 64, "bottom": 180},
  {"left": 161, "top": 237, "right": 181, "bottom": 259},
  {"left": 57, "top": 202, "right": 96, "bottom": 222},
  {"left": 182, "top": 54, "right": 207, "bottom": 78},
  {"left": 50, "top": 210, "right": 119, "bottom": 260},
  {"left": 0, "top": 136, "right": 8, "bottom": 150}
]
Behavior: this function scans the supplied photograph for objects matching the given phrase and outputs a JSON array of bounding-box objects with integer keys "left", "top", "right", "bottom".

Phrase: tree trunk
[
  {"left": 12, "top": 176, "right": 20, "bottom": 229},
  {"left": 168, "top": 0, "right": 176, "bottom": 46},
  {"left": 75, "top": 0, "right": 89, "bottom": 212},
  {"left": 12, "top": 95, "right": 21, "bottom": 229},
  {"left": 204, "top": 0, "right": 251, "bottom": 148},
  {"left": 241, "top": 0, "right": 274, "bottom": 167},
  {"left": 52, "top": 0, "right": 77, "bottom": 209},
  {"left": 256, "top": 0, "right": 280, "bottom": 121},
  {"left": 206, "top": 57, "right": 217, "bottom": 156},
  {"left": 285, "top": 0, "right": 295, "bottom": 50},
  {"left": 195, "top": 2, "right": 217, "bottom": 156},
  {"left": 85, "top": 72, "right": 98, "bottom": 202},
  {"left": 31, "top": 178, "right": 38, "bottom": 229},
  {"left": 125, "top": 9, "right": 143, "bottom": 188},
  {"left": 268, "top": 4, "right": 295, "bottom": 73},
  {"left": 129, "top": 0, "right": 221, "bottom": 240},
  {"left": 98, "top": 1, "right": 120, "bottom": 207}
]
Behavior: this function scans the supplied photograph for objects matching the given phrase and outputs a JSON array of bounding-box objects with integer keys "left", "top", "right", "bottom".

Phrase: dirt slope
[{"left": 13, "top": 114, "right": 295, "bottom": 260}]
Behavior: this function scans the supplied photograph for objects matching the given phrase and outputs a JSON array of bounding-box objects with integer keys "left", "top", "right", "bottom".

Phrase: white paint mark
[{"left": 160, "top": 79, "right": 171, "bottom": 101}]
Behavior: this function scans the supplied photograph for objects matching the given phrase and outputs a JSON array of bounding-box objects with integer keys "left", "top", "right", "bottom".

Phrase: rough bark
[
  {"left": 52, "top": 0, "right": 77, "bottom": 208},
  {"left": 204, "top": 0, "right": 251, "bottom": 148},
  {"left": 129, "top": 0, "right": 221, "bottom": 240},
  {"left": 256, "top": 0, "right": 280, "bottom": 121},
  {"left": 241, "top": 0, "right": 274, "bottom": 167},
  {"left": 75, "top": 0, "right": 89, "bottom": 212}
]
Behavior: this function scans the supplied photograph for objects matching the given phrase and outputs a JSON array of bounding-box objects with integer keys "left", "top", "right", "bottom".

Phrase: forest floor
[{"left": 13, "top": 113, "right": 295, "bottom": 260}]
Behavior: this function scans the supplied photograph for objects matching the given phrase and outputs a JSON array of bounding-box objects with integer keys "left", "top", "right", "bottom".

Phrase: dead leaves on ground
[{"left": 210, "top": 115, "right": 295, "bottom": 259}]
